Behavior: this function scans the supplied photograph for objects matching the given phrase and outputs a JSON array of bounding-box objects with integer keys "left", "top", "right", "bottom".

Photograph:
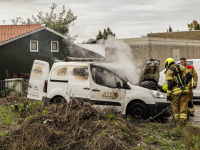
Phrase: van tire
[
  {"left": 128, "top": 102, "right": 149, "bottom": 121},
  {"left": 52, "top": 97, "right": 66, "bottom": 104}
]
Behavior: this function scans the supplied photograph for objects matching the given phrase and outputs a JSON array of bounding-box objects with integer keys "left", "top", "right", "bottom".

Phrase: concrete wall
[
  {"left": 105, "top": 37, "right": 200, "bottom": 72},
  {"left": 148, "top": 31, "right": 200, "bottom": 40}
]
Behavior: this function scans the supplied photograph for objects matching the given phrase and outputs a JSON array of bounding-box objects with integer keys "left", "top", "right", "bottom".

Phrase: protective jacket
[
  {"left": 186, "top": 64, "right": 198, "bottom": 88},
  {"left": 166, "top": 64, "right": 190, "bottom": 96}
]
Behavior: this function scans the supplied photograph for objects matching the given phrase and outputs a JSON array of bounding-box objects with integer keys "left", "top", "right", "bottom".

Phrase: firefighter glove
[{"left": 167, "top": 96, "right": 172, "bottom": 101}]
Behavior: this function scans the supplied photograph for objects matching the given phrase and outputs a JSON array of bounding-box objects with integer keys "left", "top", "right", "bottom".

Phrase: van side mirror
[
  {"left": 116, "top": 81, "right": 122, "bottom": 88},
  {"left": 123, "top": 81, "right": 131, "bottom": 90}
]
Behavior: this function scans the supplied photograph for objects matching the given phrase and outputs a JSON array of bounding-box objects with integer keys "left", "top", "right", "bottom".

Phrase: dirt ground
[{"left": 188, "top": 101, "right": 200, "bottom": 127}]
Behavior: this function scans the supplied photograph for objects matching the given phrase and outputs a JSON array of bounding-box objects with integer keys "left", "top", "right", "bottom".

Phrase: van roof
[
  {"left": 53, "top": 61, "right": 119, "bottom": 71},
  {"left": 54, "top": 61, "right": 92, "bottom": 66}
]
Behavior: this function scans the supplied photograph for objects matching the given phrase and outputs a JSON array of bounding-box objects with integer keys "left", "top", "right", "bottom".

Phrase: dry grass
[
  {"left": 1, "top": 97, "right": 200, "bottom": 149},
  {"left": 0, "top": 99, "right": 142, "bottom": 150}
]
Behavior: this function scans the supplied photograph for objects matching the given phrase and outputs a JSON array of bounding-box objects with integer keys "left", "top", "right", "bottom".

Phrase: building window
[
  {"left": 51, "top": 41, "right": 59, "bottom": 52},
  {"left": 30, "top": 40, "right": 38, "bottom": 52}
]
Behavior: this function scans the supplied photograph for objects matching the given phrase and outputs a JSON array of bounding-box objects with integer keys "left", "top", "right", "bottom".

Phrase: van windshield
[{"left": 177, "top": 61, "right": 193, "bottom": 66}]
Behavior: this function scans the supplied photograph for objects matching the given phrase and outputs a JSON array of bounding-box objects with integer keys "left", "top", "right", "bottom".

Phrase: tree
[
  {"left": 11, "top": 3, "right": 77, "bottom": 35},
  {"left": 103, "top": 29, "right": 108, "bottom": 40},
  {"left": 107, "top": 27, "right": 115, "bottom": 36},
  {"left": 82, "top": 38, "right": 95, "bottom": 43},
  {"left": 140, "top": 34, "right": 147, "bottom": 38},
  {"left": 95, "top": 27, "right": 116, "bottom": 41},
  {"left": 188, "top": 20, "right": 200, "bottom": 30},
  {"left": 167, "top": 25, "right": 173, "bottom": 32},
  {"left": 96, "top": 31, "right": 103, "bottom": 41}
]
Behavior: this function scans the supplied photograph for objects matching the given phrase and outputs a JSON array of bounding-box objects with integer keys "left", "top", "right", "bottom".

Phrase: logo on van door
[
  {"left": 57, "top": 70, "right": 67, "bottom": 76},
  {"left": 33, "top": 69, "right": 43, "bottom": 74},
  {"left": 102, "top": 92, "right": 118, "bottom": 99},
  {"left": 33, "top": 86, "right": 38, "bottom": 91}
]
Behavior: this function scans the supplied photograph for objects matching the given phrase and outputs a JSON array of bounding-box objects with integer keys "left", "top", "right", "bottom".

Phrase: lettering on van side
[
  {"left": 56, "top": 71, "right": 73, "bottom": 76},
  {"left": 33, "top": 86, "right": 38, "bottom": 91},
  {"left": 57, "top": 70, "right": 67, "bottom": 76},
  {"left": 102, "top": 92, "right": 118, "bottom": 99}
]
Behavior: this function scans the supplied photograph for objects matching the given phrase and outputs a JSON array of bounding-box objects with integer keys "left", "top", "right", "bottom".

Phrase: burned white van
[{"left": 28, "top": 59, "right": 170, "bottom": 121}]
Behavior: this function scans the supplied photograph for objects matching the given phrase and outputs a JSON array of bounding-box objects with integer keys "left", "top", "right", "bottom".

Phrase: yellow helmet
[{"left": 164, "top": 58, "right": 175, "bottom": 68}]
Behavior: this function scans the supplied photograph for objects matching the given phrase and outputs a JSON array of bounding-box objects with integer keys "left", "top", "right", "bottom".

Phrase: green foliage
[
  {"left": 103, "top": 29, "right": 108, "bottom": 40},
  {"left": 0, "top": 98, "right": 44, "bottom": 138},
  {"left": 137, "top": 123, "right": 200, "bottom": 149},
  {"left": 107, "top": 113, "right": 116, "bottom": 121},
  {"left": 82, "top": 38, "right": 95, "bottom": 44},
  {"left": 95, "top": 27, "right": 116, "bottom": 41},
  {"left": 0, "top": 78, "right": 18, "bottom": 98},
  {"left": 167, "top": 25, "right": 173, "bottom": 32},
  {"left": 0, "top": 132, "right": 6, "bottom": 138},
  {"left": 0, "top": 105, "right": 17, "bottom": 125},
  {"left": 188, "top": 20, "right": 200, "bottom": 30},
  {"left": 11, "top": 3, "right": 77, "bottom": 35},
  {"left": 96, "top": 31, "right": 103, "bottom": 41}
]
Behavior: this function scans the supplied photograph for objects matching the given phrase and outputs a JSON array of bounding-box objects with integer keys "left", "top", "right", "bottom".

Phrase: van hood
[{"left": 137, "top": 59, "right": 160, "bottom": 85}]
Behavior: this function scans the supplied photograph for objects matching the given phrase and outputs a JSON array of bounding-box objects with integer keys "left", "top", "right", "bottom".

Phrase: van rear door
[{"left": 27, "top": 60, "right": 49, "bottom": 100}]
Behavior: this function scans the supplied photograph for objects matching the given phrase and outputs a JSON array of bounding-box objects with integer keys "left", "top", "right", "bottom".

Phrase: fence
[{"left": 0, "top": 79, "right": 29, "bottom": 98}]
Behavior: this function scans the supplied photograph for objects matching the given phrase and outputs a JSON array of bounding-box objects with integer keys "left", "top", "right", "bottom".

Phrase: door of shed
[{"left": 173, "top": 49, "right": 180, "bottom": 62}]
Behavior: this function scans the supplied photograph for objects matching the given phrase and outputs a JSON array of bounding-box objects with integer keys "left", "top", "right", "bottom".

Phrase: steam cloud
[{"left": 105, "top": 35, "right": 140, "bottom": 84}]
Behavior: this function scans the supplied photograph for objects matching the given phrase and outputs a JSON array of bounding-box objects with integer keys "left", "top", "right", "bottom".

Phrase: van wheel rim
[{"left": 132, "top": 108, "right": 144, "bottom": 119}]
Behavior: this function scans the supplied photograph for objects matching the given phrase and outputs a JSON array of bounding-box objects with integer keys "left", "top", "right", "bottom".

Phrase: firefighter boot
[{"left": 188, "top": 89, "right": 195, "bottom": 117}]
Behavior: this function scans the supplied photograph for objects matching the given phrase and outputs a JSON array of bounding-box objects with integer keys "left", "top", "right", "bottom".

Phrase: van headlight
[{"left": 148, "top": 90, "right": 167, "bottom": 99}]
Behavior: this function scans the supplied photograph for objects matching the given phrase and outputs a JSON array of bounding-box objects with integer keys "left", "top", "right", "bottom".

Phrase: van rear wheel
[
  {"left": 52, "top": 97, "right": 66, "bottom": 104},
  {"left": 128, "top": 102, "right": 149, "bottom": 121}
]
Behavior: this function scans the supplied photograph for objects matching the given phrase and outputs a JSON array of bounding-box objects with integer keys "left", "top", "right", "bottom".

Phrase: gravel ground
[{"left": 188, "top": 101, "right": 200, "bottom": 127}]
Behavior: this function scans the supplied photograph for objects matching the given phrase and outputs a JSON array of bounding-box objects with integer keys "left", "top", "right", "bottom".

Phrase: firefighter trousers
[
  {"left": 171, "top": 93, "right": 190, "bottom": 121},
  {"left": 188, "top": 89, "right": 195, "bottom": 114}
]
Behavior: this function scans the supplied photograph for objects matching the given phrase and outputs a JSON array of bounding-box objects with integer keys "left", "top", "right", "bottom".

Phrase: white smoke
[
  {"left": 105, "top": 35, "right": 140, "bottom": 84},
  {"left": 69, "top": 24, "right": 89, "bottom": 43}
]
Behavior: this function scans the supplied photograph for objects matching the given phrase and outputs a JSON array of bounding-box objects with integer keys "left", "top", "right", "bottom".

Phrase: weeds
[
  {"left": 0, "top": 97, "right": 200, "bottom": 149},
  {"left": 0, "top": 99, "right": 141, "bottom": 150}
]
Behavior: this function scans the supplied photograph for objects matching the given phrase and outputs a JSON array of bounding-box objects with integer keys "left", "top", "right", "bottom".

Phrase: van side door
[
  {"left": 89, "top": 65, "right": 127, "bottom": 112},
  {"left": 47, "top": 65, "right": 69, "bottom": 100},
  {"left": 68, "top": 64, "right": 90, "bottom": 100}
]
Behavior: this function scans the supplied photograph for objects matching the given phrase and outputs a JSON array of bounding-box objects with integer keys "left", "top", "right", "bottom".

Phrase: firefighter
[
  {"left": 180, "top": 57, "right": 198, "bottom": 116},
  {"left": 164, "top": 58, "right": 192, "bottom": 124}
]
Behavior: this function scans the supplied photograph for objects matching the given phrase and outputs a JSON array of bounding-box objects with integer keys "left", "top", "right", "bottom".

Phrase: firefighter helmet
[{"left": 164, "top": 58, "right": 175, "bottom": 68}]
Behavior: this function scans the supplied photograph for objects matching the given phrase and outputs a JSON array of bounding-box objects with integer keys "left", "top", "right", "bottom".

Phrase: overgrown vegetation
[
  {"left": 0, "top": 97, "right": 45, "bottom": 139},
  {"left": 0, "top": 70, "right": 28, "bottom": 98},
  {"left": 0, "top": 97, "right": 200, "bottom": 149},
  {"left": 10, "top": 3, "right": 77, "bottom": 35}
]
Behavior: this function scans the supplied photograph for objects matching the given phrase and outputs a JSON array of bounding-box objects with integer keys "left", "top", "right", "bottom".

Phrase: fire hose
[
  {"left": 128, "top": 79, "right": 187, "bottom": 124},
  {"left": 128, "top": 79, "right": 187, "bottom": 150}
]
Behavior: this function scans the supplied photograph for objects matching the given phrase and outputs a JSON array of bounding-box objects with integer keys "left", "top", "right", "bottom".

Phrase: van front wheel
[{"left": 128, "top": 102, "right": 149, "bottom": 121}]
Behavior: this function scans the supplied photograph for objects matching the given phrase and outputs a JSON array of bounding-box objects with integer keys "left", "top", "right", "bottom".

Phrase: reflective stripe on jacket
[
  {"left": 186, "top": 64, "right": 198, "bottom": 88},
  {"left": 166, "top": 64, "right": 190, "bottom": 96}
]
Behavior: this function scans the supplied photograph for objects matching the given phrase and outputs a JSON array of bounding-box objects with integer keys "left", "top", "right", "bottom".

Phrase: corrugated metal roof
[
  {"left": 0, "top": 24, "right": 42, "bottom": 43},
  {"left": 74, "top": 44, "right": 105, "bottom": 57}
]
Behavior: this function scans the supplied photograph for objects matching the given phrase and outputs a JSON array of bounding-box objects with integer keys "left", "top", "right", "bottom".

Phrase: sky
[{"left": 0, "top": 0, "right": 199, "bottom": 43}]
